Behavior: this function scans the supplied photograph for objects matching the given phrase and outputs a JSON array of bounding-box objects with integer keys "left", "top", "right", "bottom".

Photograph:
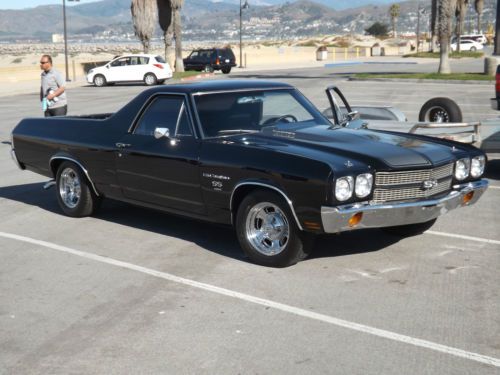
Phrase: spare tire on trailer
[{"left": 418, "top": 97, "right": 463, "bottom": 123}]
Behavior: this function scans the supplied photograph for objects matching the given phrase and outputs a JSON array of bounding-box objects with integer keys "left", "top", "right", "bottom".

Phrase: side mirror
[
  {"left": 154, "top": 127, "right": 170, "bottom": 139},
  {"left": 106, "top": 64, "right": 110, "bottom": 69},
  {"left": 346, "top": 111, "right": 360, "bottom": 122}
]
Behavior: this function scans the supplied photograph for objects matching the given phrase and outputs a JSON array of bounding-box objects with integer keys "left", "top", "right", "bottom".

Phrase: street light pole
[
  {"left": 239, "top": 0, "right": 249, "bottom": 68},
  {"left": 62, "top": 0, "right": 79, "bottom": 82}
]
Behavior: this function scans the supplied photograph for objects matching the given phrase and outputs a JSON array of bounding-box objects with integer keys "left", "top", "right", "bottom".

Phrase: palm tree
[
  {"left": 455, "top": 0, "right": 468, "bottom": 52},
  {"left": 131, "top": 0, "right": 158, "bottom": 53},
  {"left": 431, "top": 0, "right": 438, "bottom": 51},
  {"left": 389, "top": 4, "right": 400, "bottom": 38},
  {"left": 438, "top": 0, "right": 457, "bottom": 73},
  {"left": 171, "top": 0, "right": 185, "bottom": 72},
  {"left": 157, "top": 0, "right": 174, "bottom": 65},
  {"left": 474, "top": 0, "right": 484, "bottom": 33}
]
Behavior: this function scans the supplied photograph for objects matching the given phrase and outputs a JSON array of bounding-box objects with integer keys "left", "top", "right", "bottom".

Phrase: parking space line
[
  {"left": 427, "top": 231, "right": 500, "bottom": 246},
  {"left": 489, "top": 186, "right": 500, "bottom": 190},
  {"left": 1, "top": 231, "right": 499, "bottom": 368}
]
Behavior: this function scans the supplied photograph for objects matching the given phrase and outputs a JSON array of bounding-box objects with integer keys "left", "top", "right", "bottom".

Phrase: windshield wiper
[{"left": 216, "top": 129, "right": 259, "bottom": 135}]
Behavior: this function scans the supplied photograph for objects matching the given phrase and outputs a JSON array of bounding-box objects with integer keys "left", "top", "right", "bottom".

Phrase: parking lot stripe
[
  {"left": 427, "top": 231, "right": 500, "bottom": 246},
  {"left": 489, "top": 186, "right": 500, "bottom": 190},
  {"left": 1, "top": 230, "right": 499, "bottom": 369}
]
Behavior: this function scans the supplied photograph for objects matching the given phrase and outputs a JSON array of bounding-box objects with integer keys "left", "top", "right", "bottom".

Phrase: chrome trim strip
[
  {"left": 49, "top": 156, "right": 100, "bottom": 196},
  {"left": 10, "top": 149, "right": 23, "bottom": 170},
  {"left": 191, "top": 87, "right": 292, "bottom": 96},
  {"left": 230, "top": 182, "right": 303, "bottom": 231},
  {"left": 321, "top": 179, "right": 488, "bottom": 233}
]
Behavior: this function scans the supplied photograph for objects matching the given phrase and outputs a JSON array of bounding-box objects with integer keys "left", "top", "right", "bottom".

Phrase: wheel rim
[
  {"left": 59, "top": 167, "right": 81, "bottom": 209},
  {"left": 425, "top": 106, "right": 449, "bottom": 122},
  {"left": 145, "top": 74, "right": 155, "bottom": 85},
  {"left": 245, "top": 202, "right": 289, "bottom": 256},
  {"left": 95, "top": 76, "right": 104, "bottom": 86}
]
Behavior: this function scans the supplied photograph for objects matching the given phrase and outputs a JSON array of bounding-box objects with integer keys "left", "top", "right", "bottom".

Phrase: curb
[
  {"left": 180, "top": 73, "right": 214, "bottom": 81},
  {"left": 348, "top": 77, "right": 493, "bottom": 85}
]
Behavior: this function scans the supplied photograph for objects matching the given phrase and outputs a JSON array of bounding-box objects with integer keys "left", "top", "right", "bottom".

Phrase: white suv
[
  {"left": 450, "top": 39, "right": 484, "bottom": 52},
  {"left": 87, "top": 54, "right": 173, "bottom": 87}
]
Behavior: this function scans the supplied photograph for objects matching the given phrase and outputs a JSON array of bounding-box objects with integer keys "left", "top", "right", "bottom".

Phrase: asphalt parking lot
[{"left": 1, "top": 69, "right": 499, "bottom": 374}]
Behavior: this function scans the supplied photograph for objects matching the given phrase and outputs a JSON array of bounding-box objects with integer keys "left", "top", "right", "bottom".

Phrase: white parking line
[
  {"left": 489, "top": 186, "right": 500, "bottom": 190},
  {"left": 427, "top": 231, "right": 500, "bottom": 246},
  {"left": 1, "top": 231, "right": 499, "bottom": 368}
]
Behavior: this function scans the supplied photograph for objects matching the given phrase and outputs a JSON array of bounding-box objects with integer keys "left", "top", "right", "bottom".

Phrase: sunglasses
[{"left": 40, "top": 61, "right": 49, "bottom": 64}]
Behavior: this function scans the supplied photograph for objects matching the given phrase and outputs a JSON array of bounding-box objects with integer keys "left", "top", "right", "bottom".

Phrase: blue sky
[{"left": 0, "top": 0, "right": 101, "bottom": 10}]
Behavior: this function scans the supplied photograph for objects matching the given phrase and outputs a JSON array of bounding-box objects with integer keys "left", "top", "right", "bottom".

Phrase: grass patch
[
  {"left": 403, "top": 51, "right": 484, "bottom": 58},
  {"left": 173, "top": 71, "right": 208, "bottom": 79},
  {"left": 354, "top": 72, "right": 494, "bottom": 81}
]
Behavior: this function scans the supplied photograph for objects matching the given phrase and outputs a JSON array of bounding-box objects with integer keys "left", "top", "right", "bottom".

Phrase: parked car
[
  {"left": 450, "top": 39, "right": 483, "bottom": 52},
  {"left": 451, "top": 34, "right": 487, "bottom": 45},
  {"left": 86, "top": 54, "right": 173, "bottom": 87},
  {"left": 183, "top": 48, "right": 236, "bottom": 74},
  {"left": 10, "top": 80, "right": 488, "bottom": 267}
]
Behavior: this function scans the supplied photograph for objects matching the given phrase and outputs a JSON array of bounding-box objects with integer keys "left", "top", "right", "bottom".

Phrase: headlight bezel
[
  {"left": 335, "top": 176, "right": 354, "bottom": 202},
  {"left": 454, "top": 157, "right": 471, "bottom": 181},
  {"left": 334, "top": 173, "right": 373, "bottom": 202},
  {"left": 470, "top": 155, "right": 485, "bottom": 178}
]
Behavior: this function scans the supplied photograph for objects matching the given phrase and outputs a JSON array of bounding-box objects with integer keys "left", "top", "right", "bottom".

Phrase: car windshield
[{"left": 194, "top": 89, "right": 330, "bottom": 137}]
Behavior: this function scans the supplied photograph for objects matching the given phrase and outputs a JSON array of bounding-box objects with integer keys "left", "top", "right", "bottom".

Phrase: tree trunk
[
  {"left": 439, "top": 41, "right": 452, "bottom": 73},
  {"left": 431, "top": 0, "right": 438, "bottom": 51},
  {"left": 438, "top": 0, "right": 457, "bottom": 73},
  {"left": 173, "top": 8, "right": 184, "bottom": 72}
]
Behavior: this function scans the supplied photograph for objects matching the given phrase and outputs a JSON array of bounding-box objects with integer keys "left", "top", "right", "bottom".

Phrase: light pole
[
  {"left": 63, "top": 0, "right": 79, "bottom": 82},
  {"left": 239, "top": 0, "right": 249, "bottom": 68}
]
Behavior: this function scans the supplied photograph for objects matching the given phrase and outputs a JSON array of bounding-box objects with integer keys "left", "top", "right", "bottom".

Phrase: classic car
[{"left": 10, "top": 80, "right": 489, "bottom": 267}]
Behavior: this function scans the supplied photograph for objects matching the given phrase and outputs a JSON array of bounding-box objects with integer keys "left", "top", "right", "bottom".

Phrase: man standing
[{"left": 40, "top": 54, "right": 67, "bottom": 117}]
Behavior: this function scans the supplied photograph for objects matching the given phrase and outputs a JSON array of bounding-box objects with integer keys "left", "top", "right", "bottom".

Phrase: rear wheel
[
  {"left": 381, "top": 219, "right": 437, "bottom": 237},
  {"left": 144, "top": 73, "right": 157, "bottom": 86},
  {"left": 221, "top": 67, "right": 231, "bottom": 74},
  {"left": 470, "top": 46, "right": 477, "bottom": 52},
  {"left": 235, "top": 190, "right": 313, "bottom": 267},
  {"left": 55, "top": 161, "right": 100, "bottom": 217},
  {"left": 93, "top": 74, "right": 107, "bottom": 87},
  {"left": 418, "top": 97, "right": 462, "bottom": 123}
]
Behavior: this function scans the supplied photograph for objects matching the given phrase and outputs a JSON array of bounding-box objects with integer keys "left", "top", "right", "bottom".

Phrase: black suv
[{"left": 183, "top": 48, "right": 236, "bottom": 74}]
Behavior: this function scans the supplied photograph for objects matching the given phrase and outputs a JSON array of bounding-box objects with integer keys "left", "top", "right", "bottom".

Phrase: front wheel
[
  {"left": 56, "top": 161, "right": 100, "bottom": 217},
  {"left": 236, "top": 190, "right": 313, "bottom": 267},
  {"left": 470, "top": 47, "right": 477, "bottom": 52},
  {"left": 144, "top": 73, "right": 157, "bottom": 86},
  {"left": 203, "top": 65, "right": 214, "bottom": 73},
  {"left": 93, "top": 74, "right": 107, "bottom": 87},
  {"left": 418, "top": 97, "right": 462, "bottom": 123},
  {"left": 381, "top": 219, "right": 437, "bottom": 237}
]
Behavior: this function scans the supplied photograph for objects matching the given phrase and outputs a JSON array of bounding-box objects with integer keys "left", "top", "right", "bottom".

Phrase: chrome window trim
[
  {"left": 191, "top": 87, "right": 293, "bottom": 96},
  {"left": 49, "top": 156, "right": 99, "bottom": 196},
  {"left": 230, "top": 182, "right": 303, "bottom": 231}
]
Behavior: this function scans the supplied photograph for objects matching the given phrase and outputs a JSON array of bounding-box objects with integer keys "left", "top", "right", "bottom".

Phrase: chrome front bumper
[{"left": 321, "top": 179, "right": 489, "bottom": 233}]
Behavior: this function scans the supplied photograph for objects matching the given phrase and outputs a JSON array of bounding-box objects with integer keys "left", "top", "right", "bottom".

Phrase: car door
[
  {"left": 115, "top": 94, "right": 205, "bottom": 215},
  {"left": 129, "top": 56, "right": 147, "bottom": 81},
  {"left": 107, "top": 56, "right": 132, "bottom": 82}
]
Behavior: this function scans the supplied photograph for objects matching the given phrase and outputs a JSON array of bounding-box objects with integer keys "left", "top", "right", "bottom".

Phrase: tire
[
  {"left": 144, "top": 73, "right": 157, "bottom": 86},
  {"left": 55, "top": 161, "right": 100, "bottom": 217},
  {"left": 381, "top": 218, "right": 437, "bottom": 237},
  {"left": 93, "top": 74, "right": 107, "bottom": 87},
  {"left": 470, "top": 47, "right": 477, "bottom": 52},
  {"left": 235, "top": 190, "right": 314, "bottom": 267},
  {"left": 203, "top": 65, "right": 214, "bottom": 73},
  {"left": 418, "top": 97, "right": 462, "bottom": 123},
  {"left": 221, "top": 67, "right": 231, "bottom": 74}
]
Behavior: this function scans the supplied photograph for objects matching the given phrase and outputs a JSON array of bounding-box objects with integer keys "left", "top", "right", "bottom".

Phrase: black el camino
[{"left": 10, "top": 80, "right": 488, "bottom": 267}]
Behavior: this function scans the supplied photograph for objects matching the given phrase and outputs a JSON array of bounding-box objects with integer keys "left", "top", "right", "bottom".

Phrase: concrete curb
[{"left": 348, "top": 77, "right": 493, "bottom": 85}]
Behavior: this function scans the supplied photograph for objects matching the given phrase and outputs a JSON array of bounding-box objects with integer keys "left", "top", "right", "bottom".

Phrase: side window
[
  {"left": 189, "top": 51, "right": 199, "bottom": 58},
  {"left": 111, "top": 57, "right": 129, "bottom": 67},
  {"left": 134, "top": 96, "right": 193, "bottom": 137}
]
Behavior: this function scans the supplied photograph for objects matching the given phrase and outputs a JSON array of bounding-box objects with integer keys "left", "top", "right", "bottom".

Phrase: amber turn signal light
[
  {"left": 462, "top": 191, "right": 474, "bottom": 205},
  {"left": 348, "top": 212, "right": 363, "bottom": 227}
]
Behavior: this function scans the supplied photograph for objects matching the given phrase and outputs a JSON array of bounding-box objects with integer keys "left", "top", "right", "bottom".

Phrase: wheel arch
[
  {"left": 49, "top": 155, "right": 100, "bottom": 196},
  {"left": 230, "top": 181, "right": 303, "bottom": 231}
]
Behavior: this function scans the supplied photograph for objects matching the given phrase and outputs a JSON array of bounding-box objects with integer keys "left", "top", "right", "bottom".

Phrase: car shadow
[{"left": 0, "top": 182, "right": 402, "bottom": 265}]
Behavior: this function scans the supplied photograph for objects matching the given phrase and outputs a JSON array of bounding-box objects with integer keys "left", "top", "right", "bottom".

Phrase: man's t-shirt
[{"left": 41, "top": 68, "right": 67, "bottom": 108}]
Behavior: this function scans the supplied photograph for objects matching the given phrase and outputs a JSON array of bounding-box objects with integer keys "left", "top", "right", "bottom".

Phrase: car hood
[{"left": 239, "top": 125, "right": 462, "bottom": 170}]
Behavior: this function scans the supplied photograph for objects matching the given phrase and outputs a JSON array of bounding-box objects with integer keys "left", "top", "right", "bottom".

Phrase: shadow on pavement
[{"left": 0, "top": 182, "right": 401, "bottom": 265}]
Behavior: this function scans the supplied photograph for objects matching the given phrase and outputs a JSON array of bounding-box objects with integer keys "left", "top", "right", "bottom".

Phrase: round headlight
[
  {"left": 335, "top": 176, "right": 354, "bottom": 201},
  {"left": 454, "top": 158, "right": 470, "bottom": 181},
  {"left": 470, "top": 156, "right": 485, "bottom": 178},
  {"left": 355, "top": 173, "right": 373, "bottom": 198}
]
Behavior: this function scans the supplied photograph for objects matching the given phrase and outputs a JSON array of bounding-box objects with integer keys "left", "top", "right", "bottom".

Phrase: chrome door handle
[{"left": 115, "top": 143, "right": 131, "bottom": 148}]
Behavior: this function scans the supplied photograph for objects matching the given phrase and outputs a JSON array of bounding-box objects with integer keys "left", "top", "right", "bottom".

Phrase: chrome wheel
[
  {"left": 94, "top": 75, "right": 105, "bottom": 87},
  {"left": 59, "top": 167, "right": 81, "bottom": 209},
  {"left": 144, "top": 73, "right": 157, "bottom": 85},
  {"left": 424, "top": 106, "right": 449, "bottom": 123},
  {"left": 245, "top": 201, "right": 289, "bottom": 256}
]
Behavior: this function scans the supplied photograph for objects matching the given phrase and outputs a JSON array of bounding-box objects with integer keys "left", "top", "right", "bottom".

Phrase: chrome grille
[
  {"left": 375, "top": 163, "right": 454, "bottom": 186},
  {"left": 372, "top": 163, "right": 454, "bottom": 204}
]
